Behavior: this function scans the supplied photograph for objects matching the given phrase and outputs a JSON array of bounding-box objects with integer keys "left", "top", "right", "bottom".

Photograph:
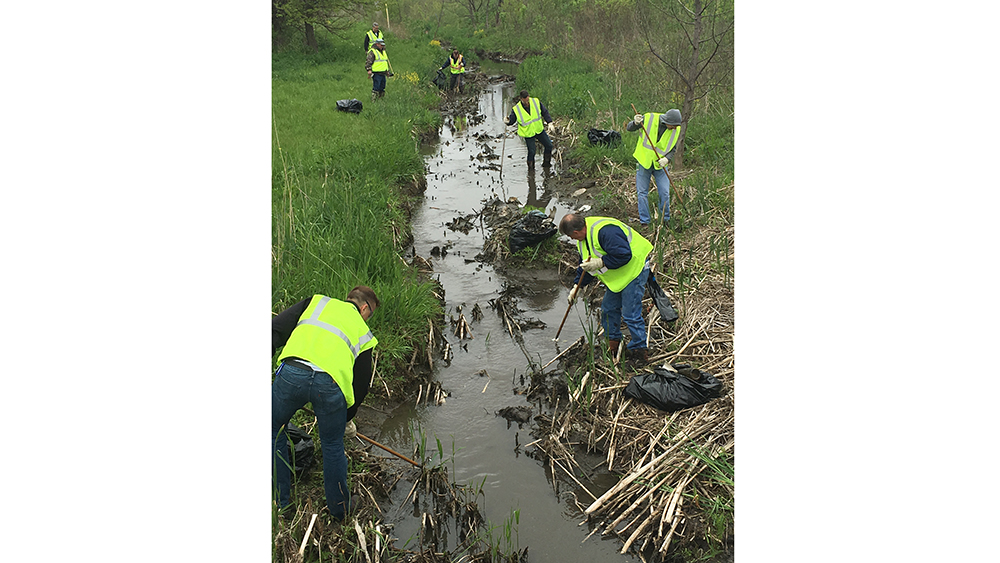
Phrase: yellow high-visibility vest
[
  {"left": 277, "top": 295, "right": 378, "bottom": 407},
  {"left": 371, "top": 49, "right": 389, "bottom": 72},
  {"left": 632, "top": 113, "right": 679, "bottom": 170},
  {"left": 576, "top": 217, "right": 652, "bottom": 293},
  {"left": 449, "top": 54, "right": 465, "bottom": 74},
  {"left": 366, "top": 29, "right": 383, "bottom": 47},
  {"left": 513, "top": 97, "right": 544, "bottom": 138}
]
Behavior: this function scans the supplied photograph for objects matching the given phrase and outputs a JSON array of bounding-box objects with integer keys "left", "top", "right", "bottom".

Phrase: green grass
[{"left": 273, "top": 24, "right": 450, "bottom": 374}]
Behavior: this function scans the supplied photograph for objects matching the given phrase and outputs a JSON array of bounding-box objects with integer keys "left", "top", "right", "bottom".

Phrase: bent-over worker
[
  {"left": 561, "top": 213, "right": 652, "bottom": 363},
  {"left": 271, "top": 286, "right": 380, "bottom": 521}
]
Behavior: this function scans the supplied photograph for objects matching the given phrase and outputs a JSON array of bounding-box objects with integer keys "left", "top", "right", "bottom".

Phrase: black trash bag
[
  {"left": 336, "top": 99, "right": 363, "bottom": 114},
  {"left": 587, "top": 128, "right": 621, "bottom": 147},
  {"left": 624, "top": 364, "right": 724, "bottom": 412},
  {"left": 646, "top": 273, "right": 679, "bottom": 323},
  {"left": 433, "top": 69, "right": 448, "bottom": 90},
  {"left": 508, "top": 210, "right": 557, "bottom": 253},
  {"left": 283, "top": 423, "right": 316, "bottom": 476}
]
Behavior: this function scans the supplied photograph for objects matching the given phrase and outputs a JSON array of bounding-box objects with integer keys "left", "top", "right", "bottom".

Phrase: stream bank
[{"left": 275, "top": 59, "right": 733, "bottom": 563}]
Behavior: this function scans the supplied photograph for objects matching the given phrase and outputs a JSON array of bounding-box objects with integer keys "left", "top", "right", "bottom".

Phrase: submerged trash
[{"left": 509, "top": 210, "right": 557, "bottom": 253}]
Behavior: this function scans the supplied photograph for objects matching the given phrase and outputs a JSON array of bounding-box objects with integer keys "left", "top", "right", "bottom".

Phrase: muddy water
[{"left": 377, "top": 81, "right": 638, "bottom": 561}]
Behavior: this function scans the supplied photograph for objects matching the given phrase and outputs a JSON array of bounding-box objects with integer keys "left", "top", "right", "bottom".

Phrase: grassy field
[{"left": 272, "top": 25, "right": 452, "bottom": 375}]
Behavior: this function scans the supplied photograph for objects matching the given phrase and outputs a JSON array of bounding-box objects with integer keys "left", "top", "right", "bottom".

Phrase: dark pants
[
  {"left": 449, "top": 73, "right": 464, "bottom": 92},
  {"left": 372, "top": 72, "right": 386, "bottom": 94},
  {"left": 524, "top": 131, "right": 554, "bottom": 164},
  {"left": 272, "top": 361, "right": 350, "bottom": 520}
]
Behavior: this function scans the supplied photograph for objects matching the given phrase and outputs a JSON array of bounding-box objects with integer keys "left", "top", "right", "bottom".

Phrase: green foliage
[{"left": 515, "top": 56, "right": 600, "bottom": 121}]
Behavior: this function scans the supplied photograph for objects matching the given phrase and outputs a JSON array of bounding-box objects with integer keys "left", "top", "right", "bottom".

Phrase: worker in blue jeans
[
  {"left": 626, "top": 108, "right": 681, "bottom": 227},
  {"left": 271, "top": 286, "right": 380, "bottom": 521},
  {"left": 561, "top": 213, "right": 653, "bottom": 364}
]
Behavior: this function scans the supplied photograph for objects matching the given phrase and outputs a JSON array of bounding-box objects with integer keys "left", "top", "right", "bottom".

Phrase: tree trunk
[
  {"left": 674, "top": 0, "right": 704, "bottom": 168},
  {"left": 304, "top": 22, "right": 317, "bottom": 52}
]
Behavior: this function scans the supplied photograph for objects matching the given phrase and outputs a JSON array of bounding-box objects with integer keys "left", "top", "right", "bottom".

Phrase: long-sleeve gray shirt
[{"left": 626, "top": 117, "right": 677, "bottom": 160}]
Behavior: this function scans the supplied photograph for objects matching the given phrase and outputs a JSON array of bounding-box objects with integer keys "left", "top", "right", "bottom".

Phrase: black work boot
[
  {"left": 542, "top": 153, "right": 551, "bottom": 168},
  {"left": 527, "top": 160, "right": 535, "bottom": 170}
]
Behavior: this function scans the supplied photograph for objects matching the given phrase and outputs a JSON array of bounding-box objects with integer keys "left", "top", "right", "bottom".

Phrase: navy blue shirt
[
  {"left": 572, "top": 224, "right": 633, "bottom": 286},
  {"left": 506, "top": 100, "right": 553, "bottom": 129}
]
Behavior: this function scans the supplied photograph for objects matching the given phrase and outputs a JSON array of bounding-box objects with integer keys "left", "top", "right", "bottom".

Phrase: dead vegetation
[{"left": 525, "top": 169, "right": 734, "bottom": 561}]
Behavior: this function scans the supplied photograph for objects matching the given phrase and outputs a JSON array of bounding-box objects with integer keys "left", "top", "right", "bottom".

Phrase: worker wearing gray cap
[
  {"left": 364, "top": 22, "right": 383, "bottom": 52},
  {"left": 626, "top": 109, "right": 681, "bottom": 227}
]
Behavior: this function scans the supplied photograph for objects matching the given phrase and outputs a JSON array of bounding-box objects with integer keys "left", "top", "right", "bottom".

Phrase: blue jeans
[
  {"left": 524, "top": 131, "right": 553, "bottom": 164},
  {"left": 636, "top": 164, "right": 670, "bottom": 225},
  {"left": 272, "top": 361, "right": 350, "bottom": 520},
  {"left": 372, "top": 72, "right": 386, "bottom": 94},
  {"left": 601, "top": 261, "right": 650, "bottom": 350}
]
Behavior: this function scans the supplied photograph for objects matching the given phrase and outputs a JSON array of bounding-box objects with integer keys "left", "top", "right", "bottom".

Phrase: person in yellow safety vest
[
  {"left": 271, "top": 285, "right": 380, "bottom": 522},
  {"left": 505, "top": 89, "right": 556, "bottom": 170},
  {"left": 560, "top": 213, "right": 653, "bottom": 364},
  {"left": 363, "top": 22, "right": 383, "bottom": 52},
  {"left": 439, "top": 48, "right": 466, "bottom": 93},
  {"left": 365, "top": 39, "right": 391, "bottom": 100},
  {"left": 625, "top": 108, "right": 682, "bottom": 227}
]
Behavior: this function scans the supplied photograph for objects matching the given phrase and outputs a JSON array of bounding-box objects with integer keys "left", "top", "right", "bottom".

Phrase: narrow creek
[{"left": 372, "top": 78, "right": 639, "bottom": 561}]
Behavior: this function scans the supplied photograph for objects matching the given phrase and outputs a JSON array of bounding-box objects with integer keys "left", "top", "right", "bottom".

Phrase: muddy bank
[{"left": 276, "top": 58, "right": 733, "bottom": 563}]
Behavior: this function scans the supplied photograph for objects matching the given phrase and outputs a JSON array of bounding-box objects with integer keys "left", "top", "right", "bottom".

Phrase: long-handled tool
[
  {"left": 499, "top": 129, "right": 507, "bottom": 178},
  {"left": 357, "top": 432, "right": 421, "bottom": 467},
  {"left": 553, "top": 275, "right": 583, "bottom": 341}
]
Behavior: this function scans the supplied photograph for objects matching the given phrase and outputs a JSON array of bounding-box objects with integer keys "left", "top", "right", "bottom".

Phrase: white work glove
[
  {"left": 344, "top": 420, "right": 357, "bottom": 440},
  {"left": 546, "top": 122, "right": 555, "bottom": 134},
  {"left": 581, "top": 257, "right": 604, "bottom": 273},
  {"left": 658, "top": 156, "right": 669, "bottom": 168},
  {"left": 634, "top": 114, "right": 643, "bottom": 124},
  {"left": 567, "top": 284, "right": 579, "bottom": 305}
]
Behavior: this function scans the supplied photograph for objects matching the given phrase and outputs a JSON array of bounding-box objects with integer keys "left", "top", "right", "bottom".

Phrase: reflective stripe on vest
[
  {"left": 576, "top": 217, "right": 653, "bottom": 293},
  {"left": 449, "top": 54, "right": 465, "bottom": 74},
  {"left": 367, "top": 29, "right": 383, "bottom": 45},
  {"left": 514, "top": 97, "right": 544, "bottom": 138},
  {"left": 296, "top": 297, "right": 373, "bottom": 358},
  {"left": 372, "top": 49, "right": 389, "bottom": 72},
  {"left": 277, "top": 295, "right": 378, "bottom": 407},
  {"left": 633, "top": 113, "right": 679, "bottom": 170}
]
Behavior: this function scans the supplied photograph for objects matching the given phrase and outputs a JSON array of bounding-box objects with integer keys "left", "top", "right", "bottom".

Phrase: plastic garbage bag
[
  {"left": 624, "top": 364, "right": 724, "bottom": 412},
  {"left": 587, "top": 128, "right": 621, "bottom": 147},
  {"left": 336, "top": 99, "right": 363, "bottom": 114},
  {"left": 284, "top": 423, "right": 316, "bottom": 476},
  {"left": 433, "top": 69, "right": 448, "bottom": 90},
  {"left": 509, "top": 210, "right": 557, "bottom": 253},
  {"left": 646, "top": 273, "right": 678, "bottom": 323}
]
